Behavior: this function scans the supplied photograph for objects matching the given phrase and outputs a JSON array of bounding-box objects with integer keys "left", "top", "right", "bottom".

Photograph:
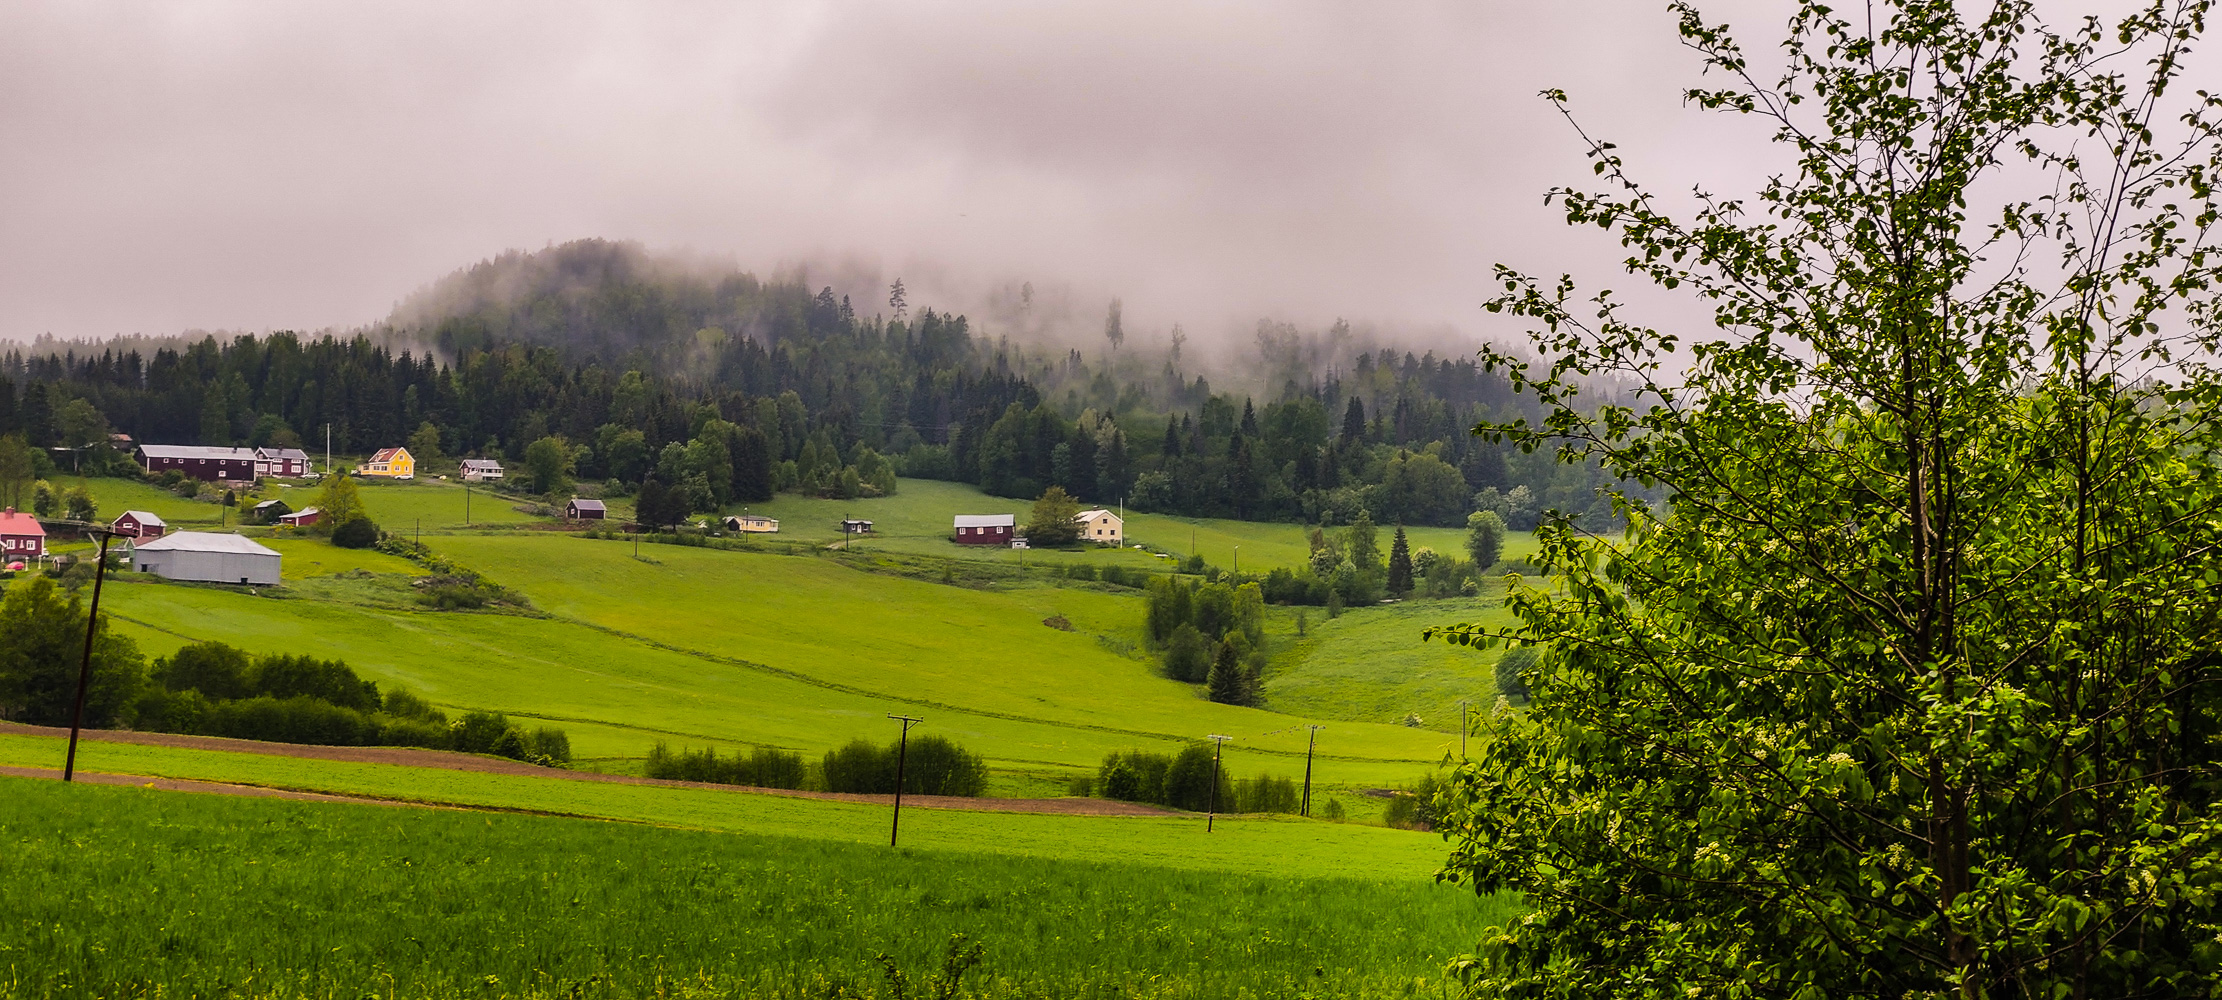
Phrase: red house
[
  {"left": 953, "top": 514, "right": 1015, "bottom": 545},
  {"left": 1, "top": 508, "right": 46, "bottom": 562},
  {"left": 111, "top": 510, "right": 167, "bottom": 539}
]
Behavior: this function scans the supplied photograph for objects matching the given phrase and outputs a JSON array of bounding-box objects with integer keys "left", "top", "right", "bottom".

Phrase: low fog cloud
[{"left": 0, "top": 1, "right": 1791, "bottom": 355}]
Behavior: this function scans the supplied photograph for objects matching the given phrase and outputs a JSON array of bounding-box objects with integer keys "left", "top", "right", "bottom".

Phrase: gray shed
[{"left": 132, "top": 532, "right": 282, "bottom": 586}]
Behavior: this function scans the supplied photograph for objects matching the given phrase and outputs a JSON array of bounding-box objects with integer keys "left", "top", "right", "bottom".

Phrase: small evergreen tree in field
[
  {"left": 1206, "top": 639, "right": 1248, "bottom": 706},
  {"left": 1385, "top": 526, "right": 1413, "bottom": 597}
]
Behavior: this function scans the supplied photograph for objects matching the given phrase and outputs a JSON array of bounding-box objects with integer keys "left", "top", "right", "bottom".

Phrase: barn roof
[
  {"left": 568, "top": 498, "right": 607, "bottom": 511},
  {"left": 116, "top": 510, "right": 166, "bottom": 526},
  {"left": 132, "top": 532, "right": 279, "bottom": 556},
  {"left": 954, "top": 514, "right": 1016, "bottom": 528}
]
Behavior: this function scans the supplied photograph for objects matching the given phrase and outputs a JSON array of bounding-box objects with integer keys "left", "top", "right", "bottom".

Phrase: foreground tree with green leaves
[{"left": 1428, "top": 2, "right": 2222, "bottom": 996}]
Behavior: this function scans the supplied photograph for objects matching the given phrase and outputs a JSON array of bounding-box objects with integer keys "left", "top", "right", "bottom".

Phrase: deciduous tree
[{"left": 1428, "top": 3, "right": 2222, "bottom": 996}]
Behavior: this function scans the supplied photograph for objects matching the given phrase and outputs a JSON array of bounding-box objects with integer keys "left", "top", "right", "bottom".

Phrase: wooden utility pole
[
  {"left": 1206, "top": 734, "right": 1231, "bottom": 831},
  {"left": 888, "top": 714, "right": 923, "bottom": 846},
  {"left": 1301, "top": 725, "right": 1325, "bottom": 816},
  {"left": 62, "top": 529, "right": 116, "bottom": 782}
]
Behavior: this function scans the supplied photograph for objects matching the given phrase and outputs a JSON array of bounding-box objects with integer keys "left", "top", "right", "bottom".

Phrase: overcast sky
[{"left": 0, "top": 2, "right": 1788, "bottom": 350}]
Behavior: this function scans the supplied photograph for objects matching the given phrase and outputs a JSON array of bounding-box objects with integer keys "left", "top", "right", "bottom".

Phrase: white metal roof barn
[{"left": 131, "top": 532, "right": 282, "bottom": 586}]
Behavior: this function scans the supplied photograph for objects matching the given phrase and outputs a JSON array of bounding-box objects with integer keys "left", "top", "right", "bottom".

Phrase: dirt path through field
[{"left": 0, "top": 723, "right": 1175, "bottom": 818}]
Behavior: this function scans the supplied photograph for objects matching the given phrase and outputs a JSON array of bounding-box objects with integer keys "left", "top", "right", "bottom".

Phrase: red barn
[
  {"left": 0, "top": 507, "right": 45, "bottom": 562},
  {"left": 138, "top": 444, "right": 258, "bottom": 482},
  {"left": 953, "top": 514, "right": 1015, "bottom": 545},
  {"left": 111, "top": 510, "right": 167, "bottom": 539}
]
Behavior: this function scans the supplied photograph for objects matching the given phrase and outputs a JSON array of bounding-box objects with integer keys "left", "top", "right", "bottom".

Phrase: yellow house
[
  {"left": 723, "top": 514, "right": 780, "bottom": 533},
  {"left": 360, "top": 447, "right": 415, "bottom": 480},
  {"left": 1074, "top": 508, "right": 1123, "bottom": 545}
]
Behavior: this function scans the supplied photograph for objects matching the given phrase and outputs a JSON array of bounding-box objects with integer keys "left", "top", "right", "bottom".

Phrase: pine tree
[
  {"left": 1340, "top": 396, "right": 1365, "bottom": 443},
  {"left": 1160, "top": 418, "right": 1181, "bottom": 460},
  {"left": 19, "top": 381, "right": 51, "bottom": 448},
  {"left": 1206, "top": 640, "right": 1247, "bottom": 705},
  {"left": 1386, "top": 526, "right": 1414, "bottom": 596}
]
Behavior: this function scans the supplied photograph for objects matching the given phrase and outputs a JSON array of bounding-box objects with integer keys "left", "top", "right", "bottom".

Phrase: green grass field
[
  {"left": 0, "top": 776, "right": 1503, "bottom": 1000},
  {"left": 350, "top": 478, "right": 557, "bottom": 528},
  {"left": 1264, "top": 598, "right": 1517, "bottom": 732}
]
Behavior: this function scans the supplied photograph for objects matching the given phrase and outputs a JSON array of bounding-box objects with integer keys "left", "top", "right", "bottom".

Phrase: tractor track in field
[{"left": 0, "top": 723, "right": 1177, "bottom": 818}]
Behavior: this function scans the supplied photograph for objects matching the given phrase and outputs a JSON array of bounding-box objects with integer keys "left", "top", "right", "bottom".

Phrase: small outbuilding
[
  {"left": 277, "top": 506, "right": 321, "bottom": 528},
  {"left": 132, "top": 532, "right": 282, "bottom": 586},
  {"left": 0, "top": 507, "right": 46, "bottom": 562},
  {"left": 841, "top": 518, "right": 874, "bottom": 535},
  {"left": 111, "top": 510, "right": 167, "bottom": 539},
  {"left": 251, "top": 499, "right": 294, "bottom": 524},
  {"left": 723, "top": 514, "right": 780, "bottom": 533},
  {"left": 460, "top": 458, "right": 505, "bottom": 482},
  {"left": 567, "top": 498, "right": 607, "bottom": 520},
  {"left": 953, "top": 513, "right": 1016, "bottom": 546}
]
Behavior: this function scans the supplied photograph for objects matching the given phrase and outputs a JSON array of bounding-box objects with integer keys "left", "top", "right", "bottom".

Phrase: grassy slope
[
  {"left": 96, "top": 538, "right": 1458, "bottom": 784},
  {"left": 1264, "top": 597, "right": 1518, "bottom": 731},
  {"left": 1, "top": 777, "right": 1503, "bottom": 999},
  {"left": 0, "top": 736, "right": 1441, "bottom": 879}
]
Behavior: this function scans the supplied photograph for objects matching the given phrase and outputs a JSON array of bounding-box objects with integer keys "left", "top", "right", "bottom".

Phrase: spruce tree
[
  {"left": 1205, "top": 640, "right": 1246, "bottom": 705},
  {"left": 1386, "top": 525, "right": 1413, "bottom": 596}
]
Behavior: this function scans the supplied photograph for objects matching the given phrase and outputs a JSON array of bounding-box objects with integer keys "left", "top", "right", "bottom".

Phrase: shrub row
[
  {"left": 134, "top": 641, "right": 569, "bottom": 765},
  {"left": 1093, "top": 746, "right": 1301, "bottom": 814},
  {"left": 1056, "top": 563, "right": 1148, "bottom": 588},
  {"left": 641, "top": 735, "right": 989, "bottom": 797}
]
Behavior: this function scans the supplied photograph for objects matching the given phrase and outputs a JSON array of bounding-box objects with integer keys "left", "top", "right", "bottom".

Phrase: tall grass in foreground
[{"left": 0, "top": 782, "right": 1512, "bottom": 999}]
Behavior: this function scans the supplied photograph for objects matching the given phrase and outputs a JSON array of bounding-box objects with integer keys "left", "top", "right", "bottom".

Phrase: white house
[
  {"left": 254, "top": 447, "right": 313, "bottom": 478},
  {"left": 1074, "top": 509, "right": 1123, "bottom": 545},
  {"left": 460, "top": 458, "right": 505, "bottom": 482},
  {"left": 132, "top": 532, "right": 282, "bottom": 586}
]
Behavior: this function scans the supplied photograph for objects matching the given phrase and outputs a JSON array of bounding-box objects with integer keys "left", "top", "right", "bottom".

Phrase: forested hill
[{"left": 0, "top": 240, "right": 1618, "bottom": 528}]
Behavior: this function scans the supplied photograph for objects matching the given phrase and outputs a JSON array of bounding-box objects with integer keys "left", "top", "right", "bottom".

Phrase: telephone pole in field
[
  {"left": 1300, "top": 725, "right": 1325, "bottom": 816},
  {"left": 888, "top": 714, "right": 923, "bottom": 846},
  {"left": 1205, "top": 734, "right": 1231, "bottom": 831}
]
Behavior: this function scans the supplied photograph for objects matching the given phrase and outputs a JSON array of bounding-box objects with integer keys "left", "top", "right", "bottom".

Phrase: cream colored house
[{"left": 1074, "top": 508, "right": 1123, "bottom": 545}]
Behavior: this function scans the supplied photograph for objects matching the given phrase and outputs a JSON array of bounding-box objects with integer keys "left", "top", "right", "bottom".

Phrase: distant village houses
[
  {"left": 111, "top": 510, "right": 167, "bottom": 539},
  {"left": 358, "top": 447, "right": 415, "bottom": 479},
  {"left": 1, "top": 507, "right": 46, "bottom": 563},
  {"left": 1075, "top": 509, "right": 1124, "bottom": 545},
  {"left": 133, "top": 532, "right": 281, "bottom": 586},
  {"left": 255, "top": 447, "right": 313, "bottom": 478},
  {"left": 953, "top": 514, "right": 1015, "bottom": 546},
  {"left": 136, "top": 444, "right": 257, "bottom": 482},
  {"left": 723, "top": 514, "right": 779, "bottom": 533}
]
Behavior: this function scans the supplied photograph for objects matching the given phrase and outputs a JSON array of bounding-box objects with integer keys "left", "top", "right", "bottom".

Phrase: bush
[
  {"left": 1098, "top": 564, "right": 1144, "bottom": 588},
  {"left": 642, "top": 743, "right": 804, "bottom": 789},
  {"left": 1235, "top": 773, "right": 1301, "bottom": 814},
  {"left": 1495, "top": 646, "right": 1540, "bottom": 704},
  {"left": 330, "top": 517, "right": 379, "bottom": 549},
  {"left": 820, "top": 735, "right": 988, "bottom": 797},
  {"left": 204, "top": 696, "right": 377, "bottom": 746},
  {"left": 1161, "top": 624, "right": 1212, "bottom": 683},
  {"left": 450, "top": 711, "right": 513, "bottom": 755},
  {"left": 1382, "top": 773, "right": 1446, "bottom": 831}
]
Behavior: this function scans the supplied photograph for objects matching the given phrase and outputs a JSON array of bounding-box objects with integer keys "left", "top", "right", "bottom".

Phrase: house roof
[
  {"left": 460, "top": 459, "right": 503, "bottom": 470},
  {"left": 954, "top": 514, "right": 1016, "bottom": 528},
  {"left": 132, "top": 531, "right": 280, "bottom": 557},
  {"left": 368, "top": 447, "right": 411, "bottom": 464},
  {"left": 0, "top": 508, "right": 45, "bottom": 538},
  {"left": 257, "top": 447, "right": 311, "bottom": 461},
  {"left": 568, "top": 498, "right": 608, "bottom": 511},
  {"left": 252, "top": 499, "right": 290, "bottom": 511},
  {"left": 280, "top": 506, "right": 321, "bottom": 517},
  {"left": 138, "top": 444, "right": 258, "bottom": 461},
  {"left": 1075, "top": 509, "right": 1119, "bottom": 522},
  {"left": 115, "top": 510, "right": 166, "bottom": 526}
]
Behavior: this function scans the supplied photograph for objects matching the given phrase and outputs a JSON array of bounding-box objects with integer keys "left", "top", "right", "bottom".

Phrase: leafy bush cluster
[
  {"left": 644, "top": 742, "right": 807, "bottom": 789},
  {"left": 1057, "top": 562, "right": 1146, "bottom": 588},
  {"left": 1094, "top": 745, "right": 1299, "bottom": 814},
  {"left": 640, "top": 735, "right": 989, "bottom": 796},
  {"left": 372, "top": 535, "right": 531, "bottom": 610},
  {"left": 1380, "top": 773, "right": 1444, "bottom": 831},
  {"left": 1144, "top": 574, "right": 1266, "bottom": 703},
  {"left": 128, "top": 641, "right": 568, "bottom": 764}
]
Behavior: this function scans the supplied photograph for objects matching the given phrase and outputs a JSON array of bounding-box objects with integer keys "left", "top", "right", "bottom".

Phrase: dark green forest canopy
[{"left": 0, "top": 239, "right": 1621, "bottom": 526}]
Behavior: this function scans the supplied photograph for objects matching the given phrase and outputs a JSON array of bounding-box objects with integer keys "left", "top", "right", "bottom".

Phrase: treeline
[
  {"left": 0, "top": 579, "right": 567, "bottom": 764},
  {"left": 3, "top": 239, "right": 1624, "bottom": 530},
  {"left": 644, "top": 735, "right": 987, "bottom": 797},
  {"left": 1090, "top": 746, "right": 1300, "bottom": 814}
]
